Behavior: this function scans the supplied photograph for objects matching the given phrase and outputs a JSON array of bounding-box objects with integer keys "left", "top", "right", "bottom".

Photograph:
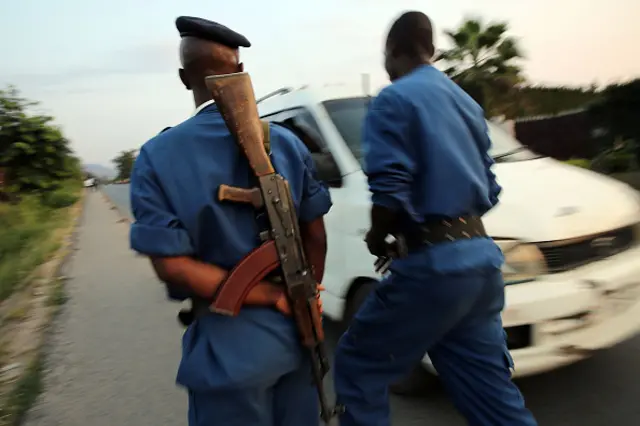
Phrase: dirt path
[{"left": 23, "top": 192, "right": 186, "bottom": 426}]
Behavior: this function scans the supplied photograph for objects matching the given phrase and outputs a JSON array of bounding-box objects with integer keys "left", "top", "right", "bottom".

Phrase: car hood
[{"left": 484, "top": 157, "right": 640, "bottom": 242}]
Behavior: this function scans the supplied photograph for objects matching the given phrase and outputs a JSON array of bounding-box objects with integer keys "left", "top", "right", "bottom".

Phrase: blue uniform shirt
[
  {"left": 129, "top": 103, "right": 332, "bottom": 391},
  {"left": 363, "top": 64, "right": 504, "bottom": 274}
]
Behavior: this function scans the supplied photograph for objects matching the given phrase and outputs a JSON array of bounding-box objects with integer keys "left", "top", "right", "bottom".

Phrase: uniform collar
[{"left": 192, "top": 99, "right": 216, "bottom": 117}]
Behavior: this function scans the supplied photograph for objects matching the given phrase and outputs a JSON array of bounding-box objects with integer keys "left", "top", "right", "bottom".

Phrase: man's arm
[
  {"left": 130, "top": 147, "right": 282, "bottom": 306},
  {"left": 362, "top": 88, "right": 418, "bottom": 220},
  {"left": 480, "top": 120, "right": 503, "bottom": 210},
  {"left": 150, "top": 256, "right": 282, "bottom": 305},
  {"left": 301, "top": 218, "right": 327, "bottom": 283},
  {"left": 361, "top": 88, "right": 418, "bottom": 255}
]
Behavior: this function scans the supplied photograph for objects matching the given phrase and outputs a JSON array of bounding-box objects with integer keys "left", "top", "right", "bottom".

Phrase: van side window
[
  {"left": 261, "top": 108, "right": 343, "bottom": 188},
  {"left": 261, "top": 108, "right": 325, "bottom": 152},
  {"left": 321, "top": 98, "right": 369, "bottom": 167}
]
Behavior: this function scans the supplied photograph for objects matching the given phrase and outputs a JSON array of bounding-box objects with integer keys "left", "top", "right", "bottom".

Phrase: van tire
[
  {"left": 342, "top": 280, "right": 376, "bottom": 329},
  {"left": 343, "top": 279, "right": 439, "bottom": 397},
  {"left": 389, "top": 364, "right": 438, "bottom": 396}
]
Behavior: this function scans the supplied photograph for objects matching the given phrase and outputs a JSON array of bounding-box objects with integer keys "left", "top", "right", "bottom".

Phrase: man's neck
[
  {"left": 396, "top": 58, "right": 431, "bottom": 80},
  {"left": 193, "top": 91, "right": 213, "bottom": 110}
]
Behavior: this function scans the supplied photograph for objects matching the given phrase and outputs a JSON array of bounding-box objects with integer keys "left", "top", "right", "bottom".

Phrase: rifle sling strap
[{"left": 261, "top": 120, "right": 271, "bottom": 156}]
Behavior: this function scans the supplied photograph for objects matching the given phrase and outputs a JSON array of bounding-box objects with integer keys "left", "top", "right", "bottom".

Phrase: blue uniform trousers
[
  {"left": 178, "top": 310, "right": 320, "bottom": 426},
  {"left": 187, "top": 364, "right": 318, "bottom": 426},
  {"left": 334, "top": 268, "right": 537, "bottom": 426}
]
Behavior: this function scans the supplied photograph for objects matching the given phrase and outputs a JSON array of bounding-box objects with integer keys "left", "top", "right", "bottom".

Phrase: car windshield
[{"left": 321, "top": 97, "right": 542, "bottom": 166}]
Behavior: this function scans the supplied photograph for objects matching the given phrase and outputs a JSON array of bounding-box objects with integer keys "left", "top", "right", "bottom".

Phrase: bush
[
  {"left": 0, "top": 182, "right": 80, "bottom": 300},
  {"left": 41, "top": 186, "right": 80, "bottom": 209},
  {"left": 597, "top": 151, "right": 634, "bottom": 174},
  {"left": 564, "top": 158, "right": 591, "bottom": 169},
  {"left": 0, "top": 197, "right": 48, "bottom": 259}
]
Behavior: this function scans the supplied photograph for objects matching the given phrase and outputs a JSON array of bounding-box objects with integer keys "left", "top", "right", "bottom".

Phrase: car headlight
[{"left": 494, "top": 239, "right": 547, "bottom": 285}]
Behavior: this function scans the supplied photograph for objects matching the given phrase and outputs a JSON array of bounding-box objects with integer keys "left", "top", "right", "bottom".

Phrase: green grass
[
  {"left": 0, "top": 353, "right": 44, "bottom": 426},
  {"left": 0, "top": 182, "right": 81, "bottom": 302},
  {"left": 46, "top": 277, "right": 68, "bottom": 307}
]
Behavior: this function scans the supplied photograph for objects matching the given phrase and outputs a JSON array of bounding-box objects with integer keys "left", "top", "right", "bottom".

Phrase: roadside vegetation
[
  {"left": 561, "top": 80, "right": 640, "bottom": 190},
  {"left": 0, "top": 86, "right": 83, "bottom": 301},
  {"left": 0, "top": 181, "right": 80, "bottom": 301},
  {"left": 0, "top": 86, "right": 84, "bottom": 425}
]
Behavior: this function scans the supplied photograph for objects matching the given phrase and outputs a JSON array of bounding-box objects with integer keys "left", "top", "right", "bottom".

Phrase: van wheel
[
  {"left": 342, "top": 280, "right": 376, "bottom": 330},
  {"left": 343, "top": 279, "right": 438, "bottom": 397},
  {"left": 389, "top": 364, "right": 438, "bottom": 396}
]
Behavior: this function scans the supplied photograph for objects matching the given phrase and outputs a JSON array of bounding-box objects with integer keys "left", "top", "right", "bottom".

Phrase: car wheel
[{"left": 343, "top": 279, "right": 439, "bottom": 397}]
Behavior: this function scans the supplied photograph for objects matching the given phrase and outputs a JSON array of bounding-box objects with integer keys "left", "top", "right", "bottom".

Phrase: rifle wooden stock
[
  {"left": 205, "top": 73, "right": 274, "bottom": 177},
  {"left": 218, "top": 184, "right": 264, "bottom": 209},
  {"left": 211, "top": 240, "right": 280, "bottom": 316}
]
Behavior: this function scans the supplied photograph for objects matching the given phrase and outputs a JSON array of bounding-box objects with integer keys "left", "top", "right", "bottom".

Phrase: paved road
[{"left": 26, "top": 188, "right": 640, "bottom": 425}]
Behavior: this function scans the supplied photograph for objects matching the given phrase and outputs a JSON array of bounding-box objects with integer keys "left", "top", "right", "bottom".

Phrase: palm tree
[{"left": 435, "top": 18, "right": 524, "bottom": 117}]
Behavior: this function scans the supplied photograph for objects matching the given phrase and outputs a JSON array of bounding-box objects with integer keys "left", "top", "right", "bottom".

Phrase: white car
[{"left": 257, "top": 85, "right": 640, "bottom": 394}]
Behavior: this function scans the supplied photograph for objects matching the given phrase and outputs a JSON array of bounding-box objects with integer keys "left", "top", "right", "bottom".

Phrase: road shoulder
[{"left": 0, "top": 194, "right": 85, "bottom": 426}]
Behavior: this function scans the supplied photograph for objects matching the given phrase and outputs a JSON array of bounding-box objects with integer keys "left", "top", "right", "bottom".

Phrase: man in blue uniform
[
  {"left": 129, "top": 16, "right": 332, "bottom": 426},
  {"left": 333, "top": 11, "right": 537, "bottom": 426}
]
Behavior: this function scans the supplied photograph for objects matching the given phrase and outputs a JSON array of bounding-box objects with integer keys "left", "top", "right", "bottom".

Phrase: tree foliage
[
  {"left": 112, "top": 150, "right": 137, "bottom": 181},
  {"left": 435, "top": 18, "right": 524, "bottom": 117},
  {"left": 588, "top": 79, "right": 640, "bottom": 159},
  {"left": 0, "top": 86, "right": 82, "bottom": 193}
]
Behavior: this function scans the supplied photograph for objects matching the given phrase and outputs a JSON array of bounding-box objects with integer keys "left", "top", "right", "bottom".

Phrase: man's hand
[
  {"left": 365, "top": 229, "right": 389, "bottom": 257},
  {"left": 365, "top": 204, "right": 401, "bottom": 257},
  {"left": 275, "top": 284, "right": 325, "bottom": 316}
]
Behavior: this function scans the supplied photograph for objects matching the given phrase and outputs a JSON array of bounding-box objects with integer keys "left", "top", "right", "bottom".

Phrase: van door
[{"left": 261, "top": 108, "right": 347, "bottom": 300}]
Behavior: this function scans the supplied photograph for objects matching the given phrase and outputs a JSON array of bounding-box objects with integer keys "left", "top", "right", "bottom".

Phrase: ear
[
  {"left": 179, "top": 69, "right": 190, "bottom": 90},
  {"left": 237, "top": 62, "right": 244, "bottom": 73}
]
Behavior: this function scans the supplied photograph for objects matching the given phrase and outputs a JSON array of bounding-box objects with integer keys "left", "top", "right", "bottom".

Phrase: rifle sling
[{"left": 261, "top": 120, "right": 271, "bottom": 156}]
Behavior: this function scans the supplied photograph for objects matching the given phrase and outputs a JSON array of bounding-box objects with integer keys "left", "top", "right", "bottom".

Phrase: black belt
[{"left": 401, "top": 215, "right": 487, "bottom": 251}]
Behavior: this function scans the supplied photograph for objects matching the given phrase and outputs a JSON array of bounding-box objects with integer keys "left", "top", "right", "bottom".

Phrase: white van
[{"left": 257, "top": 86, "right": 640, "bottom": 394}]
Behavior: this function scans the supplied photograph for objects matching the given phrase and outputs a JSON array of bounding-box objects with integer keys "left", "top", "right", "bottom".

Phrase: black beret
[{"left": 175, "top": 16, "right": 251, "bottom": 48}]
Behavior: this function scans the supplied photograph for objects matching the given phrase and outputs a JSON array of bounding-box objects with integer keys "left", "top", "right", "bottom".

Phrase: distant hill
[{"left": 84, "top": 164, "right": 116, "bottom": 179}]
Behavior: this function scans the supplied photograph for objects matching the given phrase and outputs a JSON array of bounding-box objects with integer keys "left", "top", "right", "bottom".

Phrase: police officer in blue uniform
[
  {"left": 332, "top": 12, "right": 538, "bottom": 426},
  {"left": 129, "top": 16, "right": 332, "bottom": 426}
]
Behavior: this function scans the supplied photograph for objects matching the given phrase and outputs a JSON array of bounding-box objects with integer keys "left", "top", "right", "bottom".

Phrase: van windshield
[{"left": 321, "top": 97, "right": 541, "bottom": 166}]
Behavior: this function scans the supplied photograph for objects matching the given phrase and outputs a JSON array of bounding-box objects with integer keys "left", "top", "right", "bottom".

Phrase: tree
[
  {"left": 0, "top": 86, "right": 82, "bottom": 193},
  {"left": 435, "top": 18, "right": 524, "bottom": 117},
  {"left": 112, "top": 150, "right": 137, "bottom": 181}
]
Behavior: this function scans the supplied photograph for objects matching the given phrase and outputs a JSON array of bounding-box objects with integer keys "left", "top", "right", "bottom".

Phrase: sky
[{"left": 1, "top": 0, "right": 639, "bottom": 166}]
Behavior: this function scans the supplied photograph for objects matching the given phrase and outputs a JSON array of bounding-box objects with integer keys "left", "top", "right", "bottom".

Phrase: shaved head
[
  {"left": 179, "top": 36, "right": 239, "bottom": 69},
  {"left": 178, "top": 36, "right": 244, "bottom": 106}
]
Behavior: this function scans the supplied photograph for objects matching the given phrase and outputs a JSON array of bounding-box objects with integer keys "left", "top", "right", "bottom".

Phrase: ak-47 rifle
[{"left": 204, "top": 72, "right": 342, "bottom": 424}]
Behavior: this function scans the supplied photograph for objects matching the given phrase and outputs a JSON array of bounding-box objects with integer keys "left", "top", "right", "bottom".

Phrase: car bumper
[{"left": 423, "top": 243, "right": 640, "bottom": 377}]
